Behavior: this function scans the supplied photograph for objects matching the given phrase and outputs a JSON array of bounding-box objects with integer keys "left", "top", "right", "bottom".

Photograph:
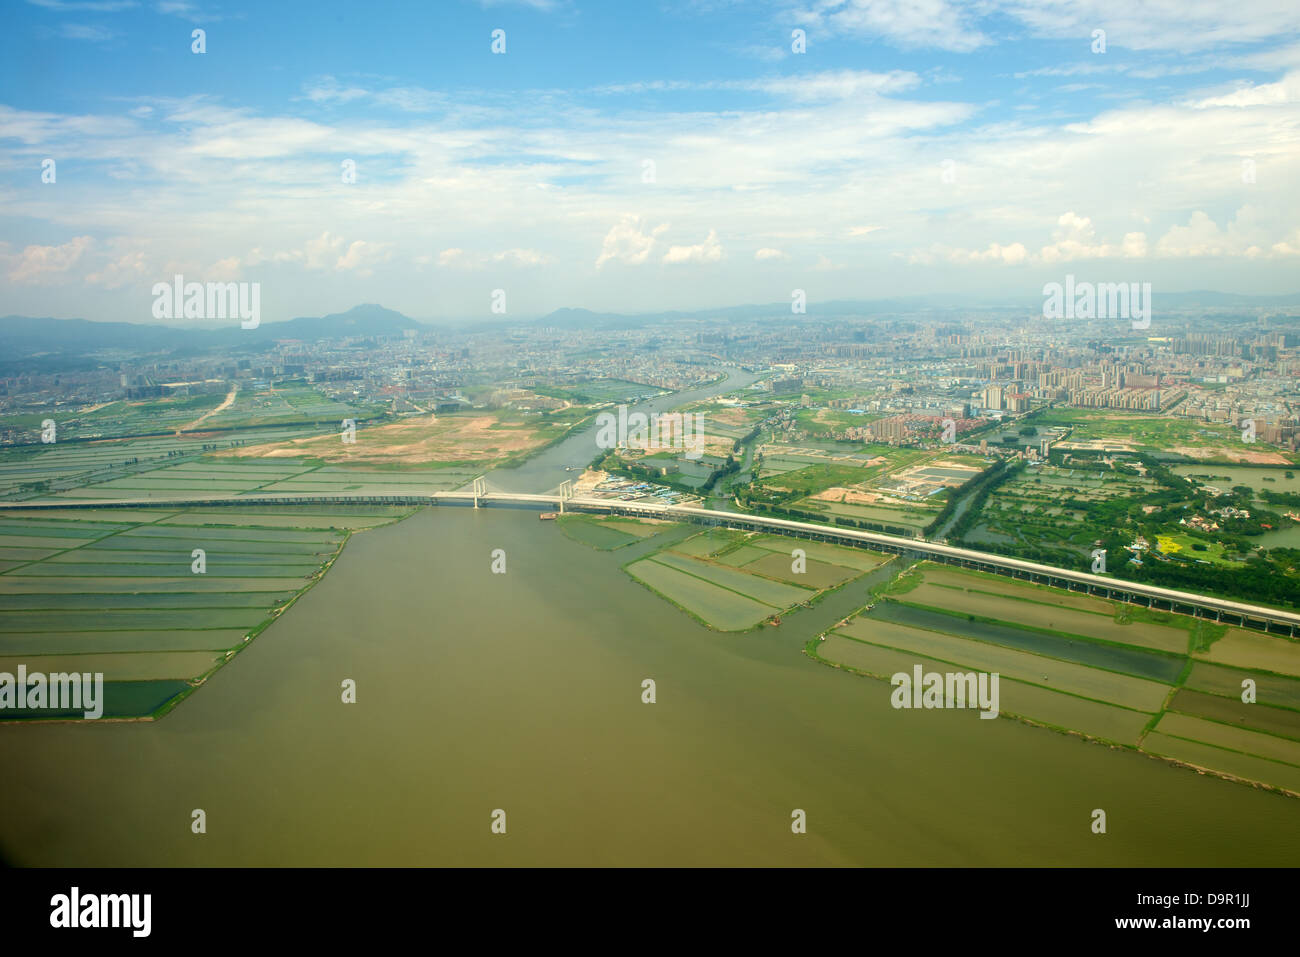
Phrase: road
[{"left": 3, "top": 488, "right": 1298, "bottom": 634}]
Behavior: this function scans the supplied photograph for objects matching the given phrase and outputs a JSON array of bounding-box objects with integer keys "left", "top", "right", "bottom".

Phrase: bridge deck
[{"left": 2, "top": 491, "right": 1297, "bottom": 634}]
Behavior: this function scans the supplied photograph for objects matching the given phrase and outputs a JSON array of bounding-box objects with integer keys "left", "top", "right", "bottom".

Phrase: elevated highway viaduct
[{"left": 4, "top": 490, "right": 1298, "bottom": 636}]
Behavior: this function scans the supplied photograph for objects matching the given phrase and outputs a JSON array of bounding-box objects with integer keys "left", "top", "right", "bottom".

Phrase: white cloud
[
  {"left": 27, "top": 0, "right": 137, "bottom": 9},
  {"left": 431, "top": 247, "right": 551, "bottom": 269},
  {"left": 5, "top": 15, "right": 1300, "bottom": 316},
  {"left": 663, "top": 229, "right": 724, "bottom": 265},
  {"left": 303, "top": 233, "right": 345, "bottom": 271},
  {"left": 60, "top": 23, "right": 116, "bottom": 41},
  {"left": 301, "top": 76, "right": 371, "bottom": 105},
  {"left": 596, "top": 216, "right": 669, "bottom": 268},
  {"left": 244, "top": 246, "right": 300, "bottom": 267},
  {"left": 154, "top": 1, "right": 217, "bottom": 21},
  {"left": 1190, "top": 71, "right": 1300, "bottom": 108},
  {"left": 1038, "top": 212, "right": 1147, "bottom": 263},
  {"left": 1270, "top": 230, "right": 1300, "bottom": 257},
  {"left": 492, "top": 248, "right": 551, "bottom": 267},
  {"left": 755, "top": 247, "right": 788, "bottom": 261},
  {"left": 4, "top": 236, "right": 93, "bottom": 283},
  {"left": 908, "top": 207, "right": 1300, "bottom": 266},
  {"left": 477, "top": 0, "right": 560, "bottom": 10},
  {"left": 437, "top": 248, "right": 471, "bottom": 269},
  {"left": 996, "top": 0, "right": 1300, "bottom": 52},
  {"left": 336, "top": 240, "right": 392, "bottom": 277},
  {"left": 963, "top": 242, "right": 1030, "bottom": 265},
  {"left": 743, "top": 69, "right": 921, "bottom": 101},
  {"left": 86, "top": 250, "right": 148, "bottom": 288},
  {"left": 246, "top": 234, "right": 391, "bottom": 275},
  {"left": 589, "top": 69, "right": 920, "bottom": 102},
  {"left": 1155, "top": 209, "right": 1265, "bottom": 258},
  {"left": 207, "top": 256, "right": 243, "bottom": 281},
  {"left": 816, "top": 0, "right": 989, "bottom": 52}
]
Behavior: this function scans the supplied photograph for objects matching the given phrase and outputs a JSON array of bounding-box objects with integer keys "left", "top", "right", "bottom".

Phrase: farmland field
[
  {"left": 0, "top": 426, "right": 325, "bottom": 500},
  {"left": 650, "top": 550, "right": 814, "bottom": 607},
  {"left": 896, "top": 580, "right": 1191, "bottom": 654},
  {"left": 214, "top": 408, "right": 586, "bottom": 469},
  {"left": 1167, "top": 688, "right": 1300, "bottom": 740},
  {"left": 871, "top": 601, "right": 1184, "bottom": 682},
  {"left": 811, "top": 560, "right": 1300, "bottom": 795},
  {"left": 1142, "top": 732, "right": 1300, "bottom": 793},
  {"left": 835, "top": 616, "right": 1172, "bottom": 711},
  {"left": 1192, "top": 627, "right": 1300, "bottom": 676},
  {"left": 610, "top": 527, "right": 886, "bottom": 631},
  {"left": 0, "top": 384, "right": 383, "bottom": 445},
  {"left": 0, "top": 504, "right": 414, "bottom": 719},
  {"left": 534, "top": 379, "right": 664, "bottom": 403},
  {"left": 1155, "top": 712, "right": 1300, "bottom": 767},
  {"left": 558, "top": 515, "right": 644, "bottom": 550},
  {"left": 743, "top": 552, "right": 859, "bottom": 588},
  {"left": 1038, "top": 408, "right": 1293, "bottom": 462},
  {"left": 624, "top": 556, "right": 774, "bottom": 630}
]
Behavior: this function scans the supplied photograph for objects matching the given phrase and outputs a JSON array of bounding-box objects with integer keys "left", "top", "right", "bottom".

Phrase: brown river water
[{"left": 0, "top": 507, "right": 1296, "bottom": 865}]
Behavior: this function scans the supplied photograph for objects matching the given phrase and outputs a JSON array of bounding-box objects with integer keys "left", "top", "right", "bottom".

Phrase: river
[
  {"left": 486, "top": 367, "right": 762, "bottom": 493},
  {"left": 0, "top": 506, "right": 1295, "bottom": 866}
]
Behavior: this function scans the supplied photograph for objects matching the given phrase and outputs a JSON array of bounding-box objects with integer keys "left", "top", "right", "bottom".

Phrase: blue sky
[{"left": 2, "top": 0, "right": 1299, "bottom": 324}]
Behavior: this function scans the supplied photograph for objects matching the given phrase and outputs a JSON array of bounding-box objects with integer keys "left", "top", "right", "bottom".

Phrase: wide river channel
[{"left": 0, "top": 506, "right": 1296, "bottom": 865}]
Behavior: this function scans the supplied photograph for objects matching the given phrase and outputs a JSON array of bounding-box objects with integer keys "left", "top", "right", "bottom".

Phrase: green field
[
  {"left": 0, "top": 504, "right": 414, "bottom": 720},
  {"left": 532, "top": 379, "right": 664, "bottom": 403},
  {"left": 558, "top": 515, "right": 644, "bottom": 550},
  {"left": 617, "top": 528, "right": 886, "bottom": 631},
  {"left": 811, "top": 561, "right": 1300, "bottom": 795},
  {"left": 0, "top": 384, "right": 384, "bottom": 446},
  {"left": 625, "top": 557, "right": 776, "bottom": 630},
  {"left": 817, "top": 635, "right": 1151, "bottom": 745},
  {"left": 1038, "top": 408, "right": 1291, "bottom": 459},
  {"left": 0, "top": 426, "right": 329, "bottom": 500},
  {"left": 897, "top": 576, "right": 1191, "bottom": 654}
]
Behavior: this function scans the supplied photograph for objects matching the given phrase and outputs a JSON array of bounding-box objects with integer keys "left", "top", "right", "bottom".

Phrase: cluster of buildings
[{"left": 2, "top": 300, "right": 1297, "bottom": 455}]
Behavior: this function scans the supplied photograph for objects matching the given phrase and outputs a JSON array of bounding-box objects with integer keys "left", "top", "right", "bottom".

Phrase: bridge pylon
[
  {"left": 471, "top": 476, "right": 487, "bottom": 508},
  {"left": 558, "top": 480, "right": 573, "bottom": 514}
]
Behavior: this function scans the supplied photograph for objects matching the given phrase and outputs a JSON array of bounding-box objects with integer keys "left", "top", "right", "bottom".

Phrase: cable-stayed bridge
[{"left": 3, "top": 489, "right": 1298, "bottom": 635}]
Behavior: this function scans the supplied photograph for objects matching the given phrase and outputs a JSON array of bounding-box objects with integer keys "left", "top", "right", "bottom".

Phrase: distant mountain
[
  {"left": 1141, "top": 290, "right": 1300, "bottom": 308},
  {"left": 5, "top": 292, "right": 1297, "bottom": 361},
  {"left": 0, "top": 304, "right": 424, "bottom": 359},
  {"left": 239, "top": 304, "right": 422, "bottom": 342},
  {"left": 535, "top": 291, "right": 1300, "bottom": 327},
  {"left": 0, "top": 315, "right": 192, "bottom": 356},
  {"left": 535, "top": 297, "right": 1020, "bottom": 328}
]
